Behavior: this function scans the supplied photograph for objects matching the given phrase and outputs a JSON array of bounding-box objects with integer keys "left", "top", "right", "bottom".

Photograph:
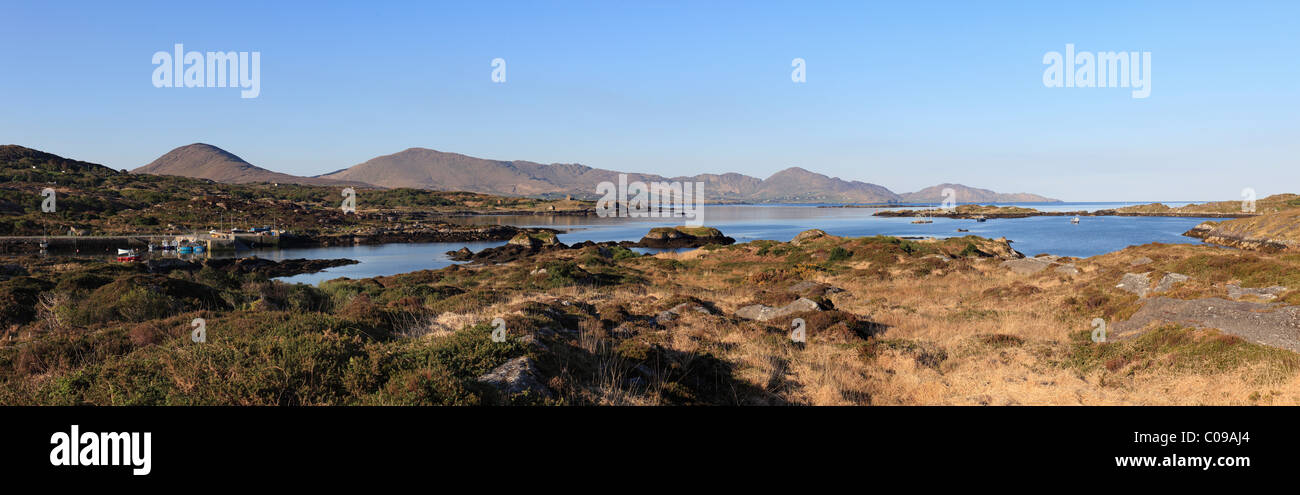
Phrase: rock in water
[
  {"left": 446, "top": 247, "right": 474, "bottom": 261},
  {"left": 476, "top": 356, "right": 552, "bottom": 399},
  {"left": 507, "top": 231, "right": 560, "bottom": 248}
]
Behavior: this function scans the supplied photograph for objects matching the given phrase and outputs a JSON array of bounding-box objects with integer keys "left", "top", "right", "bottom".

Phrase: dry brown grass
[{"left": 410, "top": 236, "right": 1300, "bottom": 405}]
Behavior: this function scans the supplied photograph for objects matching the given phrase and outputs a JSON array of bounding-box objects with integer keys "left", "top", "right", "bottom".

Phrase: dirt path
[{"left": 1112, "top": 297, "right": 1300, "bottom": 352}]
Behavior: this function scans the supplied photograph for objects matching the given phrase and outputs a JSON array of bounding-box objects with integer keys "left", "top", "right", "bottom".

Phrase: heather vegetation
[{"left": 4, "top": 222, "right": 1299, "bottom": 405}]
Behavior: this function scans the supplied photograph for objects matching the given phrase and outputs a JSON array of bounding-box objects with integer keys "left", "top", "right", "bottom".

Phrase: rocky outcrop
[
  {"left": 1116, "top": 272, "right": 1191, "bottom": 298},
  {"left": 1183, "top": 222, "right": 1218, "bottom": 239},
  {"left": 476, "top": 356, "right": 552, "bottom": 399},
  {"left": 1112, "top": 297, "right": 1300, "bottom": 352},
  {"left": 1182, "top": 209, "right": 1300, "bottom": 252},
  {"left": 945, "top": 236, "right": 1023, "bottom": 260},
  {"left": 791, "top": 229, "right": 839, "bottom": 246},
  {"left": 735, "top": 297, "right": 823, "bottom": 322},
  {"left": 1001, "top": 255, "right": 1056, "bottom": 275},
  {"left": 1227, "top": 283, "right": 1288, "bottom": 301},
  {"left": 1116, "top": 272, "right": 1153, "bottom": 297},
  {"left": 507, "top": 231, "right": 560, "bottom": 248},
  {"left": 1153, "top": 273, "right": 1190, "bottom": 293},
  {"left": 637, "top": 226, "right": 734, "bottom": 248}
]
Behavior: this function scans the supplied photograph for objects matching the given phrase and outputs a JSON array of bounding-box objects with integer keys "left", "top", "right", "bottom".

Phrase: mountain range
[
  {"left": 133, "top": 143, "right": 370, "bottom": 187},
  {"left": 129, "top": 143, "right": 1060, "bottom": 203}
]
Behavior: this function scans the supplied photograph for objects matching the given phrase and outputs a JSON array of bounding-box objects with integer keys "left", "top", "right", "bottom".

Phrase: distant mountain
[
  {"left": 750, "top": 167, "right": 899, "bottom": 203},
  {"left": 320, "top": 148, "right": 664, "bottom": 198},
  {"left": 133, "top": 143, "right": 371, "bottom": 187},
  {"left": 132, "top": 145, "right": 1056, "bottom": 204},
  {"left": 321, "top": 148, "right": 901, "bottom": 203},
  {"left": 900, "top": 183, "right": 1060, "bottom": 203}
]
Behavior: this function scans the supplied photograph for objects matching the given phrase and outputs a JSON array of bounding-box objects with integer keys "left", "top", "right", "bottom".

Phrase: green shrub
[
  {"left": 828, "top": 246, "right": 852, "bottom": 261},
  {"left": 116, "top": 287, "right": 175, "bottom": 322}
]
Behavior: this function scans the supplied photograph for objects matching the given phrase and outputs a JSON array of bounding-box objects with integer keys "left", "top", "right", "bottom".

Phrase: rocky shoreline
[{"left": 1183, "top": 221, "right": 1297, "bottom": 252}]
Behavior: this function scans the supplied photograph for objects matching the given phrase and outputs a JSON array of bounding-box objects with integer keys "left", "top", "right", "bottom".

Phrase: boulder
[
  {"left": 735, "top": 297, "right": 823, "bottom": 322},
  {"left": 476, "top": 356, "right": 552, "bottom": 399},
  {"left": 1116, "top": 272, "right": 1152, "bottom": 297},
  {"left": 1129, "top": 256, "right": 1154, "bottom": 267},
  {"left": 1153, "top": 273, "right": 1190, "bottom": 293},
  {"left": 787, "top": 280, "right": 844, "bottom": 299},
  {"left": 446, "top": 247, "right": 474, "bottom": 261}
]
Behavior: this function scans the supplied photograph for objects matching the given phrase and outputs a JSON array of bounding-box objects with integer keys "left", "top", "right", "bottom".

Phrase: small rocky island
[
  {"left": 447, "top": 226, "right": 736, "bottom": 264},
  {"left": 636, "top": 226, "right": 735, "bottom": 248}
]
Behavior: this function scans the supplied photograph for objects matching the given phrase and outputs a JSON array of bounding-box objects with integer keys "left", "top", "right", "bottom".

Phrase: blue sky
[{"left": 1, "top": 0, "right": 1296, "bottom": 201}]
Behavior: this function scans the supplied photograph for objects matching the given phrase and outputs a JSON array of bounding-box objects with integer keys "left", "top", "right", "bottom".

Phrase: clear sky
[{"left": 2, "top": 0, "right": 1296, "bottom": 201}]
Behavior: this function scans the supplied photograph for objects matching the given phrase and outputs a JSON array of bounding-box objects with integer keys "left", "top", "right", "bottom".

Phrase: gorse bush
[{"left": 116, "top": 287, "right": 175, "bottom": 323}]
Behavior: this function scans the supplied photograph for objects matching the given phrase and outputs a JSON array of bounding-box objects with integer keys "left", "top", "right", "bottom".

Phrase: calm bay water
[{"left": 264, "top": 202, "right": 1217, "bottom": 285}]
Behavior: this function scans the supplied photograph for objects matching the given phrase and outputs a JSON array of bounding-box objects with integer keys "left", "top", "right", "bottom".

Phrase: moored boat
[{"left": 115, "top": 248, "right": 139, "bottom": 262}]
